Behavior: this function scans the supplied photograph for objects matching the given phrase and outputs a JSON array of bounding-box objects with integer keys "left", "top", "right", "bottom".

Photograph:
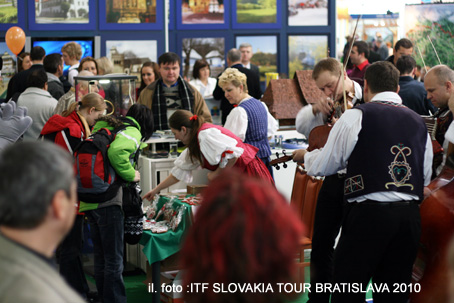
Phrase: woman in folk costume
[
  {"left": 219, "top": 67, "right": 278, "bottom": 178},
  {"left": 143, "top": 109, "right": 273, "bottom": 200},
  {"left": 40, "top": 92, "right": 106, "bottom": 301}
]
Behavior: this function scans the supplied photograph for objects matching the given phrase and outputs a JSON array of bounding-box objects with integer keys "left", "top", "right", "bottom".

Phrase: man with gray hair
[
  {"left": 239, "top": 42, "right": 260, "bottom": 79},
  {"left": 424, "top": 64, "right": 454, "bottom": 177},
  {"left": 0, "top": 141, "right": 84, "bottom": 303},
  {"left": 213, "top": 48, "right": 262, "bottom": 124}
]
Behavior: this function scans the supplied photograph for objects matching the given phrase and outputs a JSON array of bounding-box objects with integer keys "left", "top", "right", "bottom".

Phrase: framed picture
[
  {"left": 105, "top": 40, "right": 158, "bottom": 82},
  {"left": 288, "top": 35, "right": 328, "bottom": 78},
  {"left": 405, "top": 3, "right": 454, "bottom": 68},
  {"left": 0, "top": 0, "right": 25, "bottom": 30},
  {"left": 179, "top": 35, "right": 226, "bottom": 80},
  {"left": 235, "top": 35, "right": 278, "bottom": 83},
  {"left": 176, "top": 0, "right": 229, "bottom": 30},
  {"left": 99, "top": 0, "right": 163, "bottom": 30},
  {"left": 0, "top": 41, "right": 18, "bottom": 97},
  {"left": 288, "top": 0, "right": 328, "bottom": 26},
  {"left": 232, "top": 0, "right": 281, "bottom": 29},
  {"left": 28, "top": 0, "right": 96, "bottom": 30}
]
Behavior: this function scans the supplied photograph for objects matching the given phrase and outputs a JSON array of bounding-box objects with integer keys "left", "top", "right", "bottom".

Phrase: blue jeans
[{"left": 86, "top": 205, "right": 126, "bottom": 303}]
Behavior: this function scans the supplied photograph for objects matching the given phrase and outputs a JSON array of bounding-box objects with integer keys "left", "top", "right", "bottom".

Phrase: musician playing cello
[
  {"left": 295, "top": 61, "right": 433, "bottom": 303},
  {"left": 293, "top": 57, "right": 363, "bottom": 303}
]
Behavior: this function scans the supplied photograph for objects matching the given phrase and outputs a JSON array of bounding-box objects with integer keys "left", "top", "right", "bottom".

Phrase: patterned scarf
[{"left": 153, "top": 76, "right": 194, "bottom": 130}]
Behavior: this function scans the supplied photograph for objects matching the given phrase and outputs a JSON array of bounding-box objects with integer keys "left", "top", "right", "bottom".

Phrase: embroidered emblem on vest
[
  {"left": 385, "top": 143, "right": 414, "bottom": 190},
  {"left": 344, "top": 175, "right": 364, "bottom": 195}
]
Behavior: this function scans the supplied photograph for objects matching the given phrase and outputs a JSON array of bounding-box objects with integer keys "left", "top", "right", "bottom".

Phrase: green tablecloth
[{"left": 139, "top": 195, "right": 192, "bottom": 264}]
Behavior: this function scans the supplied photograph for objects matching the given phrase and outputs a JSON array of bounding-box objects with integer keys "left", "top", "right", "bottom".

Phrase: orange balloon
[{"left": 5, "top": 26, "right": 25, "bottom": 55}]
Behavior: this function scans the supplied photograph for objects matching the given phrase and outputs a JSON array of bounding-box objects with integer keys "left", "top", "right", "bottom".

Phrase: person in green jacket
[{"left": 80, "top": 104, "right": 154, "bottom": 303}]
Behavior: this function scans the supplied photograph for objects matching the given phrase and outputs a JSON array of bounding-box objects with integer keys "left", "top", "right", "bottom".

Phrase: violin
[{"left": 269, "top": 150, "right": 293, "bottom": 170}]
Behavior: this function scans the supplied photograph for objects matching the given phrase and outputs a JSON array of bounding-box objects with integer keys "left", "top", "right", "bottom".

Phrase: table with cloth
[{"left": 139, "top": 195, "right": 195, "bottom": 303}]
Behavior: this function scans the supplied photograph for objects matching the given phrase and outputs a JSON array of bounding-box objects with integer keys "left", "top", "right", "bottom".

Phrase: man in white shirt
[
  {"left": 17, "top": 69, "right": 58, "bottom": 140},
  {"left": 294, "top": 61, "right": 432, "bottom": 303},
  {"left": 293, "top": 57, "right": 362, "bottom": 303}
]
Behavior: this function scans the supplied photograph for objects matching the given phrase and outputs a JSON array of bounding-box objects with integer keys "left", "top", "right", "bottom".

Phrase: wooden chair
[{"left": 290, "top": 163, "right": 324, "bottom": 284}]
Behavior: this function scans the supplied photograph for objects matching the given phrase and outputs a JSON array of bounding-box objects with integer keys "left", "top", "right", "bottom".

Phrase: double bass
[{"left": 410, "top": 145, "right": 454, "bottom": 303}]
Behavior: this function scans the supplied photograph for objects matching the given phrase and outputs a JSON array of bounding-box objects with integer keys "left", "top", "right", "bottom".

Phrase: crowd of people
[{"left": 0, "top": 35, "right": 453, "bottom": 303}]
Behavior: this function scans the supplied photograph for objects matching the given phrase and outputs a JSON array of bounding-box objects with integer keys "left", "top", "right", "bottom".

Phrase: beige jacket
[
  {"left": 0, "top": 234, "right": 85, "bottom": 303},
  {"left": 137, "top": 80, "right": 212, "bottom": 124}
]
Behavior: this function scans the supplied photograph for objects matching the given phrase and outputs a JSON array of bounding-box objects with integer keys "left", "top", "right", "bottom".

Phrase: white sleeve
[
  {"left": 68, "top": 69, "right": 78, "bottom": 87},
  {"left": 304, "top": 109, "right": 362, "bottom": 177},
  {"left": 198, "top": 128, "right": 244, "bottom": 167},
  {"left": 424, "top": 133, "right": 433, "bottom": 186},
  {"left": 295, "top": 104, "right": 327, "bottom": 138},
  {"left": 262, "top": 102, "right": 278, "bottom": 137},
  {"left": 170, "top": 148, "right": 200, "bottom": 183},
  {"left": 224, "top": 107, "right": 248, "bottom": 141}
]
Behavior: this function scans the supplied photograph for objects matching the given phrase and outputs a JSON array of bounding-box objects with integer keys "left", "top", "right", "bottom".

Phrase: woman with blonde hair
[
  {"left": 143, "top": 109, "right": 273, "bottom": 200},
  {"left": 219, "top": 67, "right": 277, "bottom": 178},
  {"left": 40, "top": 92, "right": 106, "bottom": 300}
]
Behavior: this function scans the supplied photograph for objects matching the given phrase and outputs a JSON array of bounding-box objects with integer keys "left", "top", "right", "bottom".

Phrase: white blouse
[
  {"left": 189, "top": 78, "right": 217, "bottom": 98},
  {"left": 224, "top": 97, "right": 278, "bottom": 141},
  {"left": 445, "top": 121, "right": 454, "bottom": 144},
  {"left": 170, "top": 127, "right": 244, "bottom": 183}
]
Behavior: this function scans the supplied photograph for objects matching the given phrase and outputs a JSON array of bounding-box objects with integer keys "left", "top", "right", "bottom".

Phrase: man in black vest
[
  {"left": 294, "top": 61, "right": 433, "bottom": 303},
  {"left": 213, "top": 48, "right": 262, "bottom": 124}
]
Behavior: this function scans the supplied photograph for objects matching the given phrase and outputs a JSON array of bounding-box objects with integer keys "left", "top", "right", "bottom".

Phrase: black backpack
[{"left": 74, "top": 118, "right": 138, "bottom": 203}]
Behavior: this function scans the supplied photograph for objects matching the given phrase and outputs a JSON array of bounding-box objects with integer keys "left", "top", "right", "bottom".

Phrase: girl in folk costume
[
  {"left": 40, "top": 92, "right": 106, "bottom": 300},
  {"left": 143, "top": 109, "right": 273, "bottom": 200}
]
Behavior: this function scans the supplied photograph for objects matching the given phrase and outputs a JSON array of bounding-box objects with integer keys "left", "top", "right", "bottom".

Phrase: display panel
[
  {"left": 31, "top": 37, "right": 94, "bottom": 73},
  {"left": 176, "top": 0, "right": 229, "bottom": 30},
  {"left": 28, "top": 0, "right": 96, "bottom": 30},
  {"left": 236, "top": 35, "right": 278, "bottom": 83},
  {"left": 288, "top": 35, "right": 328, "bottom": 78},
  {"left": 232, "top": 0, "right": 281, "bottom": 29},
  {"left": 99, "top": 0, "right": 164, "bottom": 30},
  {"left": 288, "top": 0, "right": 329, "bottom": 26}
]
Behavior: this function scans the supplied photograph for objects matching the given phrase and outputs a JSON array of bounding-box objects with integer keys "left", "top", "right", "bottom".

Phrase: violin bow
[
  {"left": 332, "top": 14, "right": 362, "bottom": 112},
  {"left": 427, "top": 35, "right": 442, "bottom": 65},
  {"left": 415, "top": 43, "right": 428, "bottom": 73}
]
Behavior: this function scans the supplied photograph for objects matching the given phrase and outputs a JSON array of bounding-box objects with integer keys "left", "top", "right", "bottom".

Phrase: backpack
[{"left": 74, "top": 118, "right": 138, "bottom": 203}]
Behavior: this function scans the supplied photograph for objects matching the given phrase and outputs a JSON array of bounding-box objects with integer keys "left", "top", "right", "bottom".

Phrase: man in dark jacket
[
  {"left": 44, "top": 53, "right": 65, "bottom": 101},
  {"left": 213, "top": 48, "right": 262, "bottom": 124},
  {"left": 6, "top": 46, "right": 46, "bottom": 101},
  {"left": 397, "top": 55, "right": 436, "bottom": 116},
  {"left": 385, "top": 38, "right": 413, "bottom": 66}
]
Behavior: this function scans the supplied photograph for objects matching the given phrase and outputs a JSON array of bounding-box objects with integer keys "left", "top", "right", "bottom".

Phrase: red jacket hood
[{"left": 40, "top": 111, "right": 85, "bottom": 139}]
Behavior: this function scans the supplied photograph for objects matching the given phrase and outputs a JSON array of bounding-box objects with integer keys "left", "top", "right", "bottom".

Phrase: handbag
[{"left": 122, "top": 182, "right": 144, "bottom": 245}]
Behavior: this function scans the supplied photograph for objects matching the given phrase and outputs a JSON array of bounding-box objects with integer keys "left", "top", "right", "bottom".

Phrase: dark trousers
[
  {"left": 260, "top": 156, "right": 274, "bottom": 180},
  {"left": 59, "top": 214, "right": 89, "bottom": 299},
  {"left": 331, "top": 201, "right": 421, "bottom": 303},
  {"left": 308, "top": 175, "right": 345, "bottom": 303},
  {"left": 87, "top": 206, "right": 126, "bottom": 303}
]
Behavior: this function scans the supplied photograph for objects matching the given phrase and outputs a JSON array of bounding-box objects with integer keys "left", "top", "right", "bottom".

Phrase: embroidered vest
[
  {"left": 198, "top": 123, "right": 258, "bottom": 171},
  {"left": 238, "top": 98, "right": 271, "bottom": 159},
  {"left": 344, "top": 101, "right": 426, "bottom": 200}
]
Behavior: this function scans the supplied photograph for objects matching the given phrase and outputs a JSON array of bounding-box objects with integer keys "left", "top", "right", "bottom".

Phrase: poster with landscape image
[
  {"left": 405, "top": 3, "right": 454, "bottom": 68},
  {"left": 0, "top": 0, "right": 17, "bottom": 23},
  {"left": 236, "top": 35, "right": 277, "bottom": 83},
  {"left": 288, "top": 35, "right": 328, "bottom": 78},
  {"left": 236, "top": 0, "right": 277, "bottom": 24}
]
